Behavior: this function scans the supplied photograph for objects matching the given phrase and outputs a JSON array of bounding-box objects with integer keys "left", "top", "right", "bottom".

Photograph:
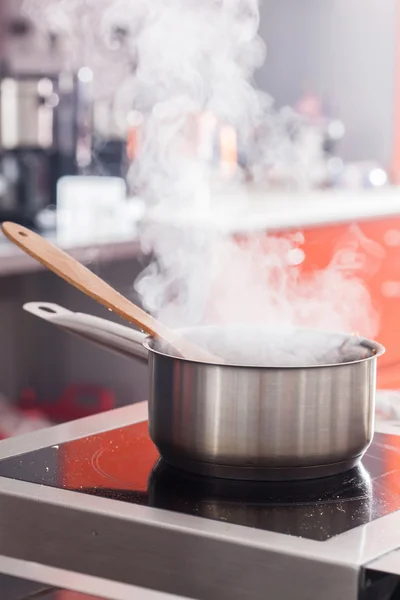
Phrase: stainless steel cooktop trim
[{"left": 0, "top": 553, "right": 185, "bottom": 600}]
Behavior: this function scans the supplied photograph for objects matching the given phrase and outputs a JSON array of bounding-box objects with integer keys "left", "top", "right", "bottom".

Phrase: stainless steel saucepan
[{"left": 24, "top": 302, "right": 385, "bottom": 482}]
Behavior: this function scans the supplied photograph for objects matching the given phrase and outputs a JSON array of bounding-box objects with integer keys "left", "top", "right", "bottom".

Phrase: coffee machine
[{"left": 0, "top": 69, "right": 82, "bottom": 227}]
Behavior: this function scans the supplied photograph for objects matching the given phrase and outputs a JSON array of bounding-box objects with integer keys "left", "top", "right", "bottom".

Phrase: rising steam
[{"left": 25, "top": 0, "right": 381, "bottom": 361}]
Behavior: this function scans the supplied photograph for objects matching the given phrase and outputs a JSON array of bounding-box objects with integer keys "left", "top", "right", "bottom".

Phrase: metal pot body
[
  {"left": 25, "top": 302, "right": 384, "bottom": 481},
  {"left": 147, "top": 343, "right": 379, "bottom": 480}
]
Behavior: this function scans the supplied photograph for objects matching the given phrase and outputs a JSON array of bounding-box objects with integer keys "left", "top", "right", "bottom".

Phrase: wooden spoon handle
[
  {"left": 1, "top": 222, "right": 221, "bottom": 363},
  {"left": 1, "top": 222, "right": 162, "bottom": 335}
]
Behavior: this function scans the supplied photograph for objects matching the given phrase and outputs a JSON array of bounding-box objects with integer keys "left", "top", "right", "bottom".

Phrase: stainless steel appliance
[
  {"left": 0, "top": 402, "right": 400, "bottom": 599},
  {"left": 24, "top": 301, "right": 385, "bottom": 482},
  {"left": 0, "top": 71, "right": 80, "bottom": 226}
]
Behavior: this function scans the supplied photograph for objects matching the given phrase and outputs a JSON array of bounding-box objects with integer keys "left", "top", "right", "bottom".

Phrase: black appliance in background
[
  {"left": 90, "top": 138, "right": 129, "bottom": 179},
  {"left": 0, "top": 71, "right": 82, "bottom": 228}
]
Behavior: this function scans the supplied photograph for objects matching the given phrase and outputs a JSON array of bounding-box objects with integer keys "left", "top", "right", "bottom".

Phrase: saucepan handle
[{"left": 23, "top": 302, "right": 148, "bottom": 363}]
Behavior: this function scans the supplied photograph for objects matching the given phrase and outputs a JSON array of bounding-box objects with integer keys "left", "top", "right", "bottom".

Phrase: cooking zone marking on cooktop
[{"left": 0, "top": 424, "right": 400, "bottom": 542}]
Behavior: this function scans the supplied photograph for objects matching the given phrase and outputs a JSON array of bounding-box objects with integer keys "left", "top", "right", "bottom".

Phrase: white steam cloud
[
  {"left": 135, "top": 224, "right": 381, "bottom": 338},
  {"left": 25, "top": 0, "right": 381, "bottom": 362}
]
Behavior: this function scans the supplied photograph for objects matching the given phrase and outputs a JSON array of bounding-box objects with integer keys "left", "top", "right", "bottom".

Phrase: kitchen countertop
[
  {"left": 0, "top": 227, "right": 142, "bottom": 277},
  {"left": 148, "top": 187, "right": 400, "bottom": 233},
  {"left": 1, "top": 187, "right": 400, "bottom": 277}
]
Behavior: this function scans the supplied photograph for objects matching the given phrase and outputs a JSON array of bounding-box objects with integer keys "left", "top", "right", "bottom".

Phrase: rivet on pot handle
[{"left": 23, "top": 302, "right": 149, "bottom": 363}]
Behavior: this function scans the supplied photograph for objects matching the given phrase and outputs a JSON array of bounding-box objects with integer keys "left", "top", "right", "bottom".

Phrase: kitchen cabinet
[
  {"left": 231, "top": 216, "right": 400, "bottom": 388},
  {"left": 299, "top": 217, "right": 400, "bottom": 372}
]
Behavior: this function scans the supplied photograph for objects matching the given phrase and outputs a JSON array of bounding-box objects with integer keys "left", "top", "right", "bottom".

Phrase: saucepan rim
[{"left": 142, "top": 327, "right": 386, "bottom": 370}]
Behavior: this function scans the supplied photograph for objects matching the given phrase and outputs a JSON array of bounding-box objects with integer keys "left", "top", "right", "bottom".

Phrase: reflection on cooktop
[{"left": 1, "top": 423, "right": 400, "bottom": 542}]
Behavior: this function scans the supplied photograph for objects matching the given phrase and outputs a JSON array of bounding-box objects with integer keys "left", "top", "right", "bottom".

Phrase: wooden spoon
[{"left": 2, "top": 222, "right": 222, "bottom": 363}]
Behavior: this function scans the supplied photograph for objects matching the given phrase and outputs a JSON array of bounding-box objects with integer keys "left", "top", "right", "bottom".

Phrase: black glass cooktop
[{"left": 1, "top": 422, "right": 400, "bottom": 542}]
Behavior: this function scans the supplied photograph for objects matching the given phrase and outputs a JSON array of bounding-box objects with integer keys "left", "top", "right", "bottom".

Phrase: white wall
[{"left": 257, "top": 0, "right": 398, "bottom": 165}]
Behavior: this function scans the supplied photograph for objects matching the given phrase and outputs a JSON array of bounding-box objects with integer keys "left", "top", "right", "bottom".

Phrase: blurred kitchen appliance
[
  {"left": 0, "top": 71, "right": 83, "bottom": 226},
  {"left": 56, "top": 175, "right": 127, "bottom": 243}
]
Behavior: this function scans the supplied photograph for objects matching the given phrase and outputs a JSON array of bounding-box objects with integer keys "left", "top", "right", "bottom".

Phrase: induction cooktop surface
[{"left": 1, "top": 422, "right": 400, "bottom": 542}]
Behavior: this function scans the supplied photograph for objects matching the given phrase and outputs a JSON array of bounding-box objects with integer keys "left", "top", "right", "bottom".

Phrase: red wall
[{"left": 290, "top": 217, "right": 400, "bottom": 388}]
